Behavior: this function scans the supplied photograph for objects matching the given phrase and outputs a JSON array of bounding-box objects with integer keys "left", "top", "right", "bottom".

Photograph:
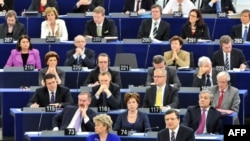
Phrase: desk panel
[{"left": 12, "top": 108, "right": 228, "bottom": 141}]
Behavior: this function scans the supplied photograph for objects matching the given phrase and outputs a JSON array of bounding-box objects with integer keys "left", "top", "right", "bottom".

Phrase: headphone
[{"left": 96, "top": 53, "right": 111, "bottom": 65}]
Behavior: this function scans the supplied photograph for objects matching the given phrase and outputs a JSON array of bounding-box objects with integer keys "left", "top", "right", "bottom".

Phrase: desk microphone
[
  {"left": 145, "top": 126, "right": 159, "bottom": 132},
  {"left": 37, "top": 111, "right": 43, "bottom": 136},
  {"left": 107, "top": 0, "right": 111, "bottom": 15},
  {"left": 48, "top": 44, "right": 51, "bottom": 51},
  {"left": 76, "top": 69, "right": 81, "bottom": 91},
  {"left": 144, "top": 44, "right": 150, "bottom": 69},
  {"left": 119, "top": 18, "right": 122, "bottom": 41},
  {"left": 211, "top": 17, "right": 217, "bottom": 41}
]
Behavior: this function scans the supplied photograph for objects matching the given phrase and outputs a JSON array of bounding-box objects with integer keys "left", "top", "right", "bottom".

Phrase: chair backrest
[
  {"left": 190, "top": 52, "right": 195, "bottom": 69},
  {"left": 114, "top": 53, "right": 138, "bottom": 68}
]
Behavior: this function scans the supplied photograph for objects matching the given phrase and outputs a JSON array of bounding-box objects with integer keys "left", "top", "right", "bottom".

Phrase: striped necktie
[{"left": 153, "top": 22, "right": 158, "bottom": 37}]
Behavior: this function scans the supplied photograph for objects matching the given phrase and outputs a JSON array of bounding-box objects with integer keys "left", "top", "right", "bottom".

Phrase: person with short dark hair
[
  {"left": 231, "top": 9, "right": 250, "bottom": 41},
  {"left": 52, "top": 92, "right": 97, "bottom": 131},
  {"left": 137, "top": 4, "right": 170, "bottom": 41},
  {"left": 39, "top": 51, "right": 65, "bottom": 86},
  {"left": 27, "top": 73, "right": 73, "bottom": 108},
  {"left": 113, "top": 92, "right": 151, "bottom": 132},
  {"left": 91, "top": 71, "right": 121, "bottom": 109},
  {"left": 83, "top": 53, "right": 122, "bottom": 87},
  {"left": 72, "top": 0, "right": 104, "bottom": 13},
  {"left": 164, "top": 35, "right": 190, "bottom": 67},
  {"left": 84, "top": 6, "right": 117, "bottom": 38},
  {"left": 181, "top": 9, "right": 210, "bottom": 40},
  {"left": 0, "top": 10, "right": 26, "bottom": 40},
  {"left": 146, "top": 55, "right": 181, "bottom": 89},
  {"left": 200, "top": 0, "right": 236, "bottom": 14},
  {"left": 5, "top": 35, "right": 41, "bottom": 69},
  {"left": 64, "top": 35, "right": 95, "bottom": 68},
  {"left": 158, "top": 109, "right": 195, "bottom": 141},
  {"left": 182, "top": 90, "right": 223, "bottom": 134}
]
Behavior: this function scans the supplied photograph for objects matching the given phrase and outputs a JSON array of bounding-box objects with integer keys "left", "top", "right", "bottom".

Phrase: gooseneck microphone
[
  {"left": 145, "top": 126, "right": 159, "bottom": 132},
  {"left": 211, "top": 17, "right": 217, "bottom": 41},
  {"left": 119, "top": 18, "right": 122, "bottom": 41},
  {"left": 144, "top": 44, "right": 151, "bottom": 69},
  {"left": 37, "top": 111, "right": 43, "bottom": 136}
]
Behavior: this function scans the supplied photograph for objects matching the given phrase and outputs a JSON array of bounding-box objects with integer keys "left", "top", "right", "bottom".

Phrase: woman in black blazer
[{"left": 181, "top": 9, "right": 210, "bottom": 40}]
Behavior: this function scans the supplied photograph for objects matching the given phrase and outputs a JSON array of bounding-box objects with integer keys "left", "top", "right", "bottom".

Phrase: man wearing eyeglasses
[{"left": 142, "top": 68, "right": 179, "bottom": 110}]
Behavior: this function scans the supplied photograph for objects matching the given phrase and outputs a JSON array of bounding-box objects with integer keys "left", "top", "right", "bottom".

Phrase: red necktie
[
  {"left": 217, "top": 91, "right": 224, "bottom": 109},
  {"left": 196, "top": 109, "right": 206, "bottom": 134}
]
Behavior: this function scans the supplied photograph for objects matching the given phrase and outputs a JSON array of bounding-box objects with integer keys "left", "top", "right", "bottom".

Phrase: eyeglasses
[{"left": 153, "top": 76, "right": 165, "bottom": 78}]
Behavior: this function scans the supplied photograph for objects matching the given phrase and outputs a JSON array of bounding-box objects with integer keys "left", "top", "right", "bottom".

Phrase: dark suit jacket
[
  {"left": 212, "top": 48, "right": 248, "bottom": 70},
  {"left": 123, "top": 0, "right": 154, "bottom": 12},
  {"left": 28, "top": 0, "right": 58, "bottom": 12},
  {"left": 91, "top": 83, "right": 121, "bottom": 109},
  {"left": 72, "top": 0, "right": 104, "bottom": 13},
  {"left": 200, "top": 0, "right": 236, "bottom": 14},
  {"left": 182, "top": 105, "right": 223, "bottom": 134},
  {"left": 181, "top": 23, "right": 210, "bottom": 40},
  {"left": 87, "top": 133, "right": 120, "bottom": 141},
  {"left": 38, "top": 67, "right": 65, "bottom": 85},
  {"left": 4, "top": 0, "right": 14, "bottom": 10},
  {"left": 113, "top": 110, "right": 151, "bottom": 132},
  {"left": 84, "top": 18, "right": 117, "bottom": 37},
  {"left": 192, "top": 68, "right": 218, "bottom": 88},
  {"left": 27, "top": 85, "right": 73, "bottom": 107},
  {"left": 0, "top": 21, "right": 26, "bottom": 40},
  {"left": 157, "top": 125, "right": 195, "bottom": 141},
  {"left": 52, "top": 106, "right": 97, "bottom": 131},
  {"left": 231, "top": 24, "right": 250, "bottom": 41},
  {"left": 142, "top": 85, "right": 179, "bottom": 108},
  {"left": 83, "top": 67, "right": 122, "bottom": 87},
  {"left": 0, "top": 2, "right": 9, "bottom": 11},
  {"left": 64, "top": 47, "right": 95, "bottom": 69},
  {"left": 137, "top": 19, "right": 170, "bottom": 41},
  {"left": 146, "top": 66, "right": 181, "bottom": 89}
]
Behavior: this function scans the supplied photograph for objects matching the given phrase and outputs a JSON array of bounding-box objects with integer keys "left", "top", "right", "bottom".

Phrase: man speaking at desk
[
  {"left": 27, "top": 73, "right": 73, "bottom": 108},
  {"left": 84, "top": 6, "right": 117, "bottom": 38}
]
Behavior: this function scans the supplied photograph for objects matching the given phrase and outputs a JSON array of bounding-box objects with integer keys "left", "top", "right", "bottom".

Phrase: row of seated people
[
  {"left": 1, "top": 0, "right": 237, "bottom": 15},
  {"left": 4, "top": 33, "right": 248, "bottom": 82},
  {"left": 0, "top": 4, "right": 249, "bottom": 43},
  {"left": 26, "top": 72, "right": 227, "bottom": 136}
]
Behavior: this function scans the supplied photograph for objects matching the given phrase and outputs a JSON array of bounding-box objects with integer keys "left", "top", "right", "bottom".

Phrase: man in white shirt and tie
[
  {"left": 137, "top": 4, "right": 170, "bottom": 41},
  {"left": 231, "top": 9, "right": 250, "bottom": 41},
  {"left": 163, "top": 0, "right": 196, "bottom": 15}
]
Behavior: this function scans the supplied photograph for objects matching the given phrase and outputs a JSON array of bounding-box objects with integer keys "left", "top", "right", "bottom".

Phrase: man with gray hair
[
  {"left": 208, "top": 71, "right": 240, "bottom": 113},
  {"left": 192, "top": 56, "right": 218, "bottom": 88},
  {"left": 212, "top": 35, "right": 248, "bottom": 71}
]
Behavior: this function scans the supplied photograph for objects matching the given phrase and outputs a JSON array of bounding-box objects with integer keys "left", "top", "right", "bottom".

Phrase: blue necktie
[
  {"left": 50, "top": 92, "right": 55, "bottom": 104},
  {"left": 243, "top": 26, "right": 248, "bottom": 41},
  {"left": 216, "top": 0, "right": 221, "bottom": 13},
  {"left": 77, "top": 56, "right": 82, "bottom": 65},
  {"left": 225, "top": 53, "right": 230, "bottom": 70},
  {"left": 206, "top": 75, "right": 211, "bottom": 86}
]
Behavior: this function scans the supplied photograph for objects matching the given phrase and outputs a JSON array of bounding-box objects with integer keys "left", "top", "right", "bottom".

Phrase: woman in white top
[{"left": 41, "top": 7, "right": 68, "bottom": 41}]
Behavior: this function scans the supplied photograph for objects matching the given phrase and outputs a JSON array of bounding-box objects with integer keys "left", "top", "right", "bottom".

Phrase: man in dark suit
[
  {"left": 192, "top": 56, "right": 218, "bottom": 89},
  {"left": 158, "top": 109, "right": 195, "bottom": 141},
  {"left": 123, "top": 0, "right": 154, "bottom": 14},
  {"left": 28, "top": 0, "right": 58, "bottom": 13},
  {"left": 212, "top": 35, "right": 248, "bottom": 70},
  {"left": 182, "top": 90, "right": 223, "bottom": 134},
  {"left": 143, "top": 68, "right": 179, "bottom": 109},
  {"left": 84, "top": 6, "right": 117, "bottom": 38},
  {"left": 146, "top": 55, "right": 181, "bottom": 89},
  {"left": 27, "top": 73, "right": 73, "bottom": 108},
  {"left": 231, "top": 9, "right": 250, "bottom": 41},
  {"left": 0, "top": 10, "right": 26, "bottom": 40},
  {"left": 72, "top": 0, "right": 103, "bottom": 13},
  {"left": 137, "top": 4, "right": 170, "bottom": 41},
  {"left": 91, "top": 71, "right": 121, "bottom": 109},
  {"left": 4, "top": 0, "right": 14, "bottom": 10},
  {"left": 52, "top": 92, "right": 97, "bottom": 131},
  {"left": 64, "top": 35, "right": 95, "bottom": 69},
  {"left": 83, "top": 53, "right": 122, "bottom": 87},
  {"left": 200, "top": 0, "right": 236, "bottom": 14}
]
